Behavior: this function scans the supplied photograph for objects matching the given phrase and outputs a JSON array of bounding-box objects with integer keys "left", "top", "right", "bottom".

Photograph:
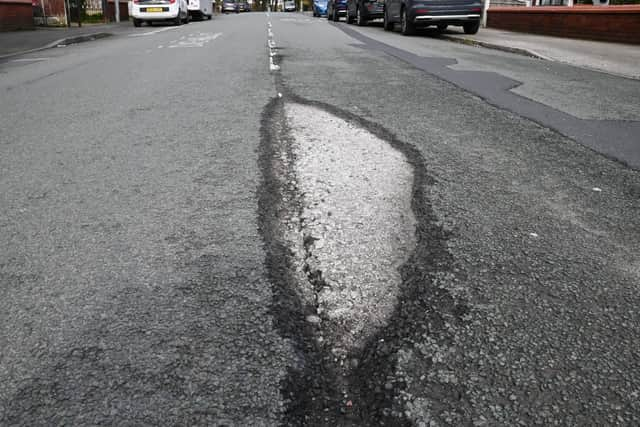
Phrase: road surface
[{"left": 1, "top": 12, "right": 639, "bottom": 426}]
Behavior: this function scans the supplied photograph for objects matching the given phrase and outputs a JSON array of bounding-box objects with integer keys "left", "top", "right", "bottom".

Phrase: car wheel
[
  {"left": 327, "top": 6, "right": 332, "bottom": 19},
  {"left": 184, "top": 12, "right": 190, "bottom": 23},
  {"left": 133, "top": 18, "right": 142, "bottom": 27},
  {"left": 356, "top": 5, "right": 365, "bottom": 25},
  {"left": 207, "top": 13, "right": 212, "bottom": 19},
  {"left": 175, "top": 12, "right": 182, "bottom": 25},
  {"left": 400, "top": 6, "right": 414, "bottom": 35},
  {"left": 346, "top": 7, "right": 354, "bottom": 23},
  {"left": 463, "top": 21, "right": 480, "bottom": 34},
  {"left": 437, "top": 23, "right": 447, "bottom": 32},
  {"left": 332, "top": 7, "right": 339, "bottom": 21},
  {"left": 383, "top": 8, "right": 393, "bottom": 31}
]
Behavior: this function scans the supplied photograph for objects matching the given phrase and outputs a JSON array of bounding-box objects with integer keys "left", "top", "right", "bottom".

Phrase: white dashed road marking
[{"left": 267, "top": 19, "right": 279, "bottom": 71}]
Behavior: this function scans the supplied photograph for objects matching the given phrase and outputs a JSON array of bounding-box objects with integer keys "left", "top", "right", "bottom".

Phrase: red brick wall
[
  {"left": 487, "top": 6, "right": 640, "bottom": 45},
  {"left": 0, "top": 0, "right": 33, "bottom": 30}
]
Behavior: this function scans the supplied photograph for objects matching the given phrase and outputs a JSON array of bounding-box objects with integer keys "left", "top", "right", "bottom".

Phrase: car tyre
[
  {"left": 332, "top": 7, "right": 339, "bottom": 21},
  {"left": 327, "top": 7, "right": 333, "bottom": 19},
  {"left": 207, "top": 13, "right": 212, "bottom": 19},
  {"left": 346, "top": 8, "right": 354, "bottom": 23},
  {"left": 133, "top": 18, "right": 142, "bottom": 27},
  {"left": 383, "top": 8, "right": 393, "bottom": 31},
  {"left": 175, "top": 13, "right": 182, "bottom": 25},
  {"left": 463, "top": 21, "right": 480, "bottom": 34},
  {"left": 356, "top": 5, "right": 365, "bottom": 25},
  {"left": 400, "top": 6, "right": 414, "bottom": 35}
]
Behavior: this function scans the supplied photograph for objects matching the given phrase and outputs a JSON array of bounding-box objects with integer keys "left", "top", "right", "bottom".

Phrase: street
[{"left": 1, "top": 12, "right": 639, "bottom": 426}]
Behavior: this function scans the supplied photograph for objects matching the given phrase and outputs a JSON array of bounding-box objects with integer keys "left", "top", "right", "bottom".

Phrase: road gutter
[{"left": 439, "top": 34, "right": 550, "bottom": 60}]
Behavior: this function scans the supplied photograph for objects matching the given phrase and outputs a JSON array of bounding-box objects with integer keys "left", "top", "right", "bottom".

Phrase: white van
[
  {"left": 284, "top": 0, "right": 296, "bottom": 11},
  {"left": 130, "top": 0, "right": 190, "bottom": 27},
  {"left": 187, "top": 0, "right": 212, "bottom": 20}
]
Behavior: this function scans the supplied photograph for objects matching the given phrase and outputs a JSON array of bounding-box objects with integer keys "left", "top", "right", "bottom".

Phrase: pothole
[{"left": 259, "top": 95, "right": 464, "bottom": 426}]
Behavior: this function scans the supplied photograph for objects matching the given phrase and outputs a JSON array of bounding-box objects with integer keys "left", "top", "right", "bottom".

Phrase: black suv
[
  {"left": 346, "top": 0, "right": 384, "bottom": 26},
  {"left": 327, "top": 0, "right": 348, "bottom": 21},
  {"left": 383, "top": 0, "right": 483, "bottom": 35}
]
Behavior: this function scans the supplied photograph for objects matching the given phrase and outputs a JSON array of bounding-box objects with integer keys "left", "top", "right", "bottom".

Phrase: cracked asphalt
[{"left": 2, "top": 11, "right": 640, "bottom": 426}]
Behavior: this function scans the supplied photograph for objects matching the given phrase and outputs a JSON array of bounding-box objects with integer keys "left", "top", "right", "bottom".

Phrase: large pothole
[{"left": 259, "top": 95, "right": 464, "bottom": 426}]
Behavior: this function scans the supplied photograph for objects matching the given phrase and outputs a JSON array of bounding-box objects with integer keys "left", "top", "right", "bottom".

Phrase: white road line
[
  {"left": 129, "top": 26, "right": 181, "bottom": 37},
  {"left": 267, "top": 21, "right": 278, "bottom": 71}
]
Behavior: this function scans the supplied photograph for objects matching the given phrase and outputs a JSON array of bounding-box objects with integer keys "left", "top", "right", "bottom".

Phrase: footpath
[
  {"left": 0, "top": 22, "right": 133, "bottom": 59},
  {"left": 442, "top": 27, "right": 640, "bottom": 80}
]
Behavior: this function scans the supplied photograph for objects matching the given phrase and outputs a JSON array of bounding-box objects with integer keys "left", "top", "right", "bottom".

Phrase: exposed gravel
[{"left": 286, "top": 102, "right": 416, "bottom": 353}]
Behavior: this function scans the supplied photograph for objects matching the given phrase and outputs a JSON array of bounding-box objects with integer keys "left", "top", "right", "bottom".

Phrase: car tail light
[
  {"left": 133, "top": 0, "right": 138, "bottom": 3},
  {"left": 415, "top": 8, "right": 428, "bottom": 13},
  {"left": 471, "top": 7, "right": 481, "bottom": 11},
  {"left": 169, "top": 0, "right": 175, "bottom": 3}
]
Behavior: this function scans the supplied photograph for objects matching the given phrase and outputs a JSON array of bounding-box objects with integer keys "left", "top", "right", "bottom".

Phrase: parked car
[
  {"left": 241, "top": 0, "right": 251, "bottom": 10},
  {"left": 284, "top": 0, "right": 296, "bottom": 11},
  {"left": 383, "top": 0, "right": 482, "bottom": 35},
  {"left": 346, "top": 0, "right": 383, "bottom": 25},
  {"left": 326, "top": 0, "right": 346, "bottom": 21},
  {"left": 312, "top": 0, "right": 327, "bottom": 15},
  {"left": 187, "top": 0, "right": 212, "bottom": 19},
  {"left": 221, "top": 0, "right": 238, "bottom": 12},
  {"left": 131, "top": 0, "right": 190, "bottom": 26}
]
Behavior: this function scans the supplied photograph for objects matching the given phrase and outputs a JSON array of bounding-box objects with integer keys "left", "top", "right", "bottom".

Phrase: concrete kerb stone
[
  {"left": 439, "top": 34, "right": 551, "bottom": 61},
  {"left": 0, "top": 32, "right": 113, "bottom": 60}
]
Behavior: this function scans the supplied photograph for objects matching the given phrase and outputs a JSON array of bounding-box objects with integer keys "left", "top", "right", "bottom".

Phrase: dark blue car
[
  {"left": 383, "top": 0, "right": 483, "bottom": 35},
  {"left": 346, "top": 0, "right": 384, "bottom": 25},
  {"left": 327, "top": 0, "right": 347, "bottom": 21}
]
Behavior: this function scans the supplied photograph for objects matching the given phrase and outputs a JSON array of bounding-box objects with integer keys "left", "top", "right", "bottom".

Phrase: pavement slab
[{"left": 442, "top": 27, "right": 640, "bottom": 80}]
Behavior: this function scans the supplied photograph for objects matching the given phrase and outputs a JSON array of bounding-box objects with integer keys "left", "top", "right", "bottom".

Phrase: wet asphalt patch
[
  {"left": 258, "top": 92, "right": 469, "bottom": 425},
  {"left": 335, "top": 24, "right": 640, "bottom": 170}
]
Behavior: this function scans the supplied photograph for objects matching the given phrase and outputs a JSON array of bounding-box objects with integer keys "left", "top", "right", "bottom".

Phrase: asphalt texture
[
  {"left": 1, "top": 15, "right": 290, "bottom": 425},
  {"left": 2, "top": 11, "right": 640, "bottom": 426}
]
